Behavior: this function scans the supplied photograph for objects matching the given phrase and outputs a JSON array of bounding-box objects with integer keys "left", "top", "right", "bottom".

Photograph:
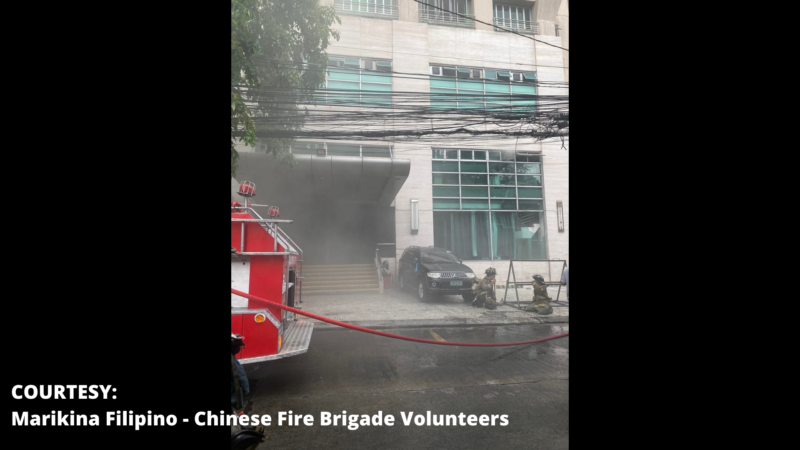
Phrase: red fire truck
[{"left": 231, "top": 181, "right": 312, "bottom": 364}]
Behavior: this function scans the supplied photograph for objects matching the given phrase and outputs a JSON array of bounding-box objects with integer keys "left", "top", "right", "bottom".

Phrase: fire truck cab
[{"left": 231, "top": 181, "right": 313, "bottom": 364}]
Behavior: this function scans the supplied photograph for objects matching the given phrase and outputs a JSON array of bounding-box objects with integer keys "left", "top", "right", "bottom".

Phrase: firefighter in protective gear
[
  {"left": 525, "top": 274, "right": 553, "bottom": 315},
  {"left": 472, "top": 267, "right": 498, "bottom": 310}
]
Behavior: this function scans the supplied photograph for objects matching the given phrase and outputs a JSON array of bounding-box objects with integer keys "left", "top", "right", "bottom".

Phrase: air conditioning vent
[{"left": 430, "top": 66, "right": 442, "bottom": 76}]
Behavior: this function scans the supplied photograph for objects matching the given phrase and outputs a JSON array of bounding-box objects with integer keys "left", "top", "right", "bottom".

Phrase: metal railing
[
  {"left": 492, "top": 18, "right": 539, "bottom": 34},
  {"left": 231, "top": 205, "right": 305, "bottom": 311},
  {"left": 375, "top": 248, "right": 384, "bottom": 293},
  {"left": 419, "top": 10, "right": 475, "bottom": 28},
  {"left": 502, "top": 259, "right": 567, "bottom": 307},
  {"left": 335, "top": 0, "right": 398, "bottom": 19}
]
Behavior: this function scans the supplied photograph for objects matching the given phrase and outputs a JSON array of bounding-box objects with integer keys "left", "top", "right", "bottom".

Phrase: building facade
[{"left": 233, "top": 0, "right": 568, "bottom": 289}]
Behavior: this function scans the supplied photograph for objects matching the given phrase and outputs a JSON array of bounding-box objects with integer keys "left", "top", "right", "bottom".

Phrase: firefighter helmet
[
  {"left": 532, "top": 274, "right": 545, "bottom": 283},
  {"left": 485, "top": 267, "right": 497, "bottom": 276}
]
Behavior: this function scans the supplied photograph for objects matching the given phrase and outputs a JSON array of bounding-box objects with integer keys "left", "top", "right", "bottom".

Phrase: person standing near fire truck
[
  {"left": 525, "top": 274, "right": 553, "bottom": 315},
  {"left": 472, "top": 267, "right": 497, "bottom": 310},
  {"left": 231, "top": 334, "right": 250, "bottom": 409}
]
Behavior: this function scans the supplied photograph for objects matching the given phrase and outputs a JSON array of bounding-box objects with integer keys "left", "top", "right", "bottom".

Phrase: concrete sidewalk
[{"left": 299, "top": 286, "right": 568, "bottom": 330}]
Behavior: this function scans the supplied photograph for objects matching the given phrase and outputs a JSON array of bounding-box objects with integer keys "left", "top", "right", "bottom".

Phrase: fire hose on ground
[{"left": 231, "top": 288, "right": 568, "bottom": 347}]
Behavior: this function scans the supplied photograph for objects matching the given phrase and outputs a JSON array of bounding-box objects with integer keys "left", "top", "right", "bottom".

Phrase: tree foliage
[{"left": 231, "top": 0, "right": 339, "bottom": 177}]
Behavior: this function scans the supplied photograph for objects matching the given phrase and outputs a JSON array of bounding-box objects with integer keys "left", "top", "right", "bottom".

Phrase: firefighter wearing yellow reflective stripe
[
  {"left": 525, "top": 274, "right": 553, "bottom": 315},
  {"left": 472, "top": 267, "right": 497, "bottom": 310}
]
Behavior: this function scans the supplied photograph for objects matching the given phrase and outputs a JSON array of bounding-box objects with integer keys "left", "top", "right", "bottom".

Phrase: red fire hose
[{"left": 231, "top": 288, "right": 568, "bottom": 347}]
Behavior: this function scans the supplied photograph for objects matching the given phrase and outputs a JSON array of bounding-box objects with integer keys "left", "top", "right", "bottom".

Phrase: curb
[{"left": 312, "top": 315, "right": 569, "bottom": 331}]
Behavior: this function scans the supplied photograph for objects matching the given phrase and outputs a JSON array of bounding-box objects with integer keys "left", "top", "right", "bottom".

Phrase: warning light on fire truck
[
  {"left": 254, "top": 313, "right": 266, "bottom": 324},
  {"left": 268, "top": 206, "right": 280, "bottom": 217},
  {"left": 238, "top": 181, "right": 256, "bottom": 197}
]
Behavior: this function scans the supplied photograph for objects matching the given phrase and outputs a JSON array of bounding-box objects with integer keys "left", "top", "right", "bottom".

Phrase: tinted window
[{"left": 421, "top": 250, "right": 460, "bottom": 264}]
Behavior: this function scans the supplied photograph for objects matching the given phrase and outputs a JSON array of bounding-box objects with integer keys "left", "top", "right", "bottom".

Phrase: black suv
[{"left": 398, "top": 246, "right": 477, "bottom": 302}]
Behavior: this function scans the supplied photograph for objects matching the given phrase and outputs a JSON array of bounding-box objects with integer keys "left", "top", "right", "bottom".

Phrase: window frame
[
  {"left": 320, "top": 56, "right": 393, "bottom": 107},
  {"left": 429, "top": 64, "right": 537, "bottom": 112},
  {"left": 431, "top": 148, "right": 547, "bottom": 260},
  {"left": 289, "top": 141, "right": 393, "bottom": 158},
  {"left": 493, "top": 3, "right": 534, "bottom": 32}
]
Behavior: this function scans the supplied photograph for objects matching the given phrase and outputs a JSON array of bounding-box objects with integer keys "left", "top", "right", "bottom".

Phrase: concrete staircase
[{"left": 302, "top": 264, "right": 380, "bottom": 296}]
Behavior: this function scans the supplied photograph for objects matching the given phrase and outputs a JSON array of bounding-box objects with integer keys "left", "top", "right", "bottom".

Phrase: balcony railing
[
  {"left": 493, "top": 17, "right": 539, "bottom": 34},
  {"left": 419, "top": 10, "right": 475, "bottom": 28},
  {"left": 335, "top": 0, "right": 398, "bottom": 19}
]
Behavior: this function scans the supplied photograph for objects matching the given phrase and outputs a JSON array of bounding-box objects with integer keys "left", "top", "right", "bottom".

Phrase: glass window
[
  {"left": 433, "top": 186, "right": 460, "bottom": 197},
  {"left": 290, "top": 142, "right": 323, "bottom": 155},
  {"left": 462, "top": 199, "right": 490, "bottom": 209},
  {"left": 322, "top": 56, "right": 392, "bottom": 106},
  {"left": 429, "top": 63, "right": 537, "bottom": 112},
  {"left": 516, "top": 163, "right": 541, "bottom": 174},
  {"left": 460, "top": 174, "right": 487, "bottom": 185},
  {"left": 432, "top": 149, "right": 446, "bottom": 159},
  {"left": 490, "top": 199, "right": 517, "bottom": 210},
  {"left": 460, "top": 162, "right": 486, "bottom": 173},
  {"left": 433, "top": 212, "right": 492, "bottom": 261},
  {"left": 490, "top": 187, "right": 516, "bottom": 198},
  {"left": 431, "top": 149, "right": 547, "bottom": 260},
  {"left": 518, "top": 200, "right": 543, "bottom": 210},
  {"left": 433, "top": 199, "right": 460, "bottom": 209},
  {"left": 327, "top": 144, "right": 360, "bottom": 156},
  {"left": 489, "top": 162, "right": 515, "bottom": 173},
  {"left": 517, "top": 187, "right": 543, "bottom": 198},
  {"left": 499, "top": 151, "right": 516, "bottom": 161},
  {"left": 491, "top": 212, "right": 546, "bottom": 260},
  {"left": 516, "top": 154, "right": 541, "bottom": 162},
  {"left": 433, "top": 161, "right": 459, "bottom": 172},
  {"left": 433, "top": 173, "right": 459, "bottom": 184},
  {"left": 461, "top": 186, "right": 488, "bottom": 197},
  {"left": 516, "top": 175, "right": 541, "bottom": 186},
  {"left": 362, "top": 146, "right": 391, "bottom": 157},
  {"left": 489, "top": 174, "right": 516, "bottom": 185}
]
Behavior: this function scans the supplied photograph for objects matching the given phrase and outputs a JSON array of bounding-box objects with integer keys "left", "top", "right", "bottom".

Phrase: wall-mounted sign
[
  {"left": 411, "top": 199, "right": 419, "bottom": 234},
  {"left": 556, "top": 201, "right": 564, "bottom": 232}
]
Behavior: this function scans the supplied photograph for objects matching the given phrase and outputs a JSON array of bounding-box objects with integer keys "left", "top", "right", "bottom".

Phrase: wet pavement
[
  {"left": 245, "top": 323, "right": 569, "bottom": 449},
  {"left": 300, "top": 287, "right": 568, "bottom": 330}
]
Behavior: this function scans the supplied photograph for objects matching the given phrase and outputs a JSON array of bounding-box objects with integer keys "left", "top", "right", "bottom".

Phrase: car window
[{"left": 421, "top": 250, "right": 460, "bottom": 264}]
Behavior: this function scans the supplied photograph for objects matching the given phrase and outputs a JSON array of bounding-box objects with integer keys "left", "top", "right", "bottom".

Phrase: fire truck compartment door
[
  {"left": 239, "top": 320, "right": 314, "bottom": 364},
  {"left": 231, "top": 259, "right": 250, "bottom": 308}
]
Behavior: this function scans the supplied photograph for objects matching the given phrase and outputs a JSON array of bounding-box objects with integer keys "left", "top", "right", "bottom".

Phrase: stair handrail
[{"left": 375, "top": 248, "right": 383, "bottom": 294}]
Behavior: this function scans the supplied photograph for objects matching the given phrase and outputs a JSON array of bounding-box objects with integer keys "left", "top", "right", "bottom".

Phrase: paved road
[{"left": 245, "top": 323, "right": 569, "bottom": 449}]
